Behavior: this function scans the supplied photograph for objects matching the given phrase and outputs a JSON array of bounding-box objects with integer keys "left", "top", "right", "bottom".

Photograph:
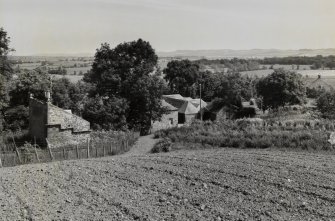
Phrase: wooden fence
[{"left": 0, "top": 133, "right": 139, "bottom": 168}]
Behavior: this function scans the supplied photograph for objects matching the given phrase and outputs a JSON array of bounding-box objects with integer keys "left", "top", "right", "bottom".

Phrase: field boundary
[{"left": 0, "top": 134, "right": 139, "bottom": 168}]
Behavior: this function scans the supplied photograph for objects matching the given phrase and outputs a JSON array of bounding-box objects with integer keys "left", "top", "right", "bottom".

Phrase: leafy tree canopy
[
  {"left": 9, "top": 69, "right": 51, "bottom": 107},
  {"left": 0, "top": 27, "right": 13, "bottom": 113},
  {"left": 163, "top": 59, "right": 200, "bottom": 97},
  {"left": 51, "top": 78, "right": 89, "bottom": 115},
  {"left": 316, "top": 91, "right": 335, "bottom": 119},
  {"left": 84, "top": 39, "right": 158, "bottom": 97},
  {"left": 83, "top": 96, "right": 128, "bottom": 131},
  {"left": 84, "top": 39, "right": 166, "bottom": 134},
  {"left": 256, "top": 69, "right": 306, "bottom": 109}
]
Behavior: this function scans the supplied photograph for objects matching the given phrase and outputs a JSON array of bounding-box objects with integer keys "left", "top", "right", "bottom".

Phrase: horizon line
[{"left": 9, "top": 48, "right": 335, "bottom": 57}]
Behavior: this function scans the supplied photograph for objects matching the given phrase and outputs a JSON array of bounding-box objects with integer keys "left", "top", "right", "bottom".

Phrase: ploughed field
[{"left": 0, "top": 147, "right": 334, "bottom": 220}]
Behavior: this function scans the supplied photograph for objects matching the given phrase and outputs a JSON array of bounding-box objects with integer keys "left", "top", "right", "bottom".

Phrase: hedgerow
[{"left": 153, "top": 119, "right": 334, "bottom": 152}]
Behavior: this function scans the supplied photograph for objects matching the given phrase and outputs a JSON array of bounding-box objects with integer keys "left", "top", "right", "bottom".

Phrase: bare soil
[{"left": 0, "top": 136, "right": 335, "bottom": 220}]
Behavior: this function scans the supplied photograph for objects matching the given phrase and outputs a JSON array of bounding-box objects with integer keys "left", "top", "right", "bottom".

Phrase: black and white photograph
[{"left": 0, "top": 0, "right": 335, "bottom": 220}]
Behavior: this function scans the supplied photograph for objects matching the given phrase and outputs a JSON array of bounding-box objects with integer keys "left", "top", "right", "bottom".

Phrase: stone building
[
  {"left": 306, "top": 75, "right": 333, "bottom": 91},
  {"left": 29, "top": 94, "right": 91, "bottom": 148},
  {"left": 203, "top": 98, "right": 260, "bottom": 121},
  {"left": 178, "top": 100, "right": 200, "bottom": 124},
  {"left": 151, "top": 94, "right": 207, "bottom": 132},
  {"left": 151, "top": 99, "right": 179, "bottom": 133}
]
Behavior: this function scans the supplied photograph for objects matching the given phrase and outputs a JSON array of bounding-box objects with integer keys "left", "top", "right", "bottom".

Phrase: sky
[{"left": 0, "top": 0, "right": 335, "bottom": 55}]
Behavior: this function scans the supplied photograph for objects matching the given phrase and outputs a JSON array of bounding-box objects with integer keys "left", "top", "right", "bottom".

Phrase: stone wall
[
  {"left": 185, "top": 114, "right": 197, "bottom": 124},
  {"left": 29, "top": 98, "right": 48, "bottom": 144},
  {"left": 29, "top": 98, "right": 91, "bottom": 148},
  {"left": 151, "top": 110, "right": 178, "bottom": 132},
  {"left": 47, "top": 126, "right": 90, "bottom": 148},
  {"left": 48, "top": 104, "right": 90, "bottom": 132}
]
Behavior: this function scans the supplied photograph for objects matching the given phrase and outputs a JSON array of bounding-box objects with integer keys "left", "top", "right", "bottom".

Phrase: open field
[
  {"left": 0, "top": 140, "right": 334, "bottom": 220},
  {"left": 241, "top": 69, "right": 335, "bottom": 78},
  {"left": 262, "top": 64, "right": 311, "bottom": 70},
  {"left": 50, "top": 74, "right": 84, "bottom": 83}
]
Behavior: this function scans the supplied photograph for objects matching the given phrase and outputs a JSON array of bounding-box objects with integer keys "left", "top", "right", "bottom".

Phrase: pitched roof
[
  {"left": 242, "top": 98, "right": 258, "bottom": 109},
  {"left": 163, "top": 96, "right": 187, "bottom": 109},
  {"left": 178, "top": 101, "right": 199, "bottom": 114},
  {"left": 204, "top": 100, "right": 227, "bottom": 113},
  {"left": 189, "top": 99, "right": 207, "bottom": 108},
  {"left": 161, "top": 99, "right": 178, "bottom": 111},
  {"left": 163, "top": 94, "right": 207, "bottom": 109},
  {"left": 162, "top": 94, "right": 184, "bottom": 99},
  {"left": 308, "top": 77, "right": 333, "bottom": 91}
]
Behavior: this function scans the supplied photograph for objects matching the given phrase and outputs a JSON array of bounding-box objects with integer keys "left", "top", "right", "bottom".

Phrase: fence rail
[{"left": 0, "top": 133, "right": 139, "bottom": 168}]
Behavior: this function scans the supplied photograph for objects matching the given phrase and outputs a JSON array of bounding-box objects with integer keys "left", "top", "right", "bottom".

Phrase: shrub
[
  {"left": 154, "top": 119, "right": 333, "bottom": 151},
  {"left": 151, "top": 138, "right": 172, "bottom": 153}
]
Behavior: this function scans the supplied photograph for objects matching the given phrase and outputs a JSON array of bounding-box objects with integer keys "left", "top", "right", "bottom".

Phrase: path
[{"left": 123, "top": 134, "right": 160, "bottom": 156}]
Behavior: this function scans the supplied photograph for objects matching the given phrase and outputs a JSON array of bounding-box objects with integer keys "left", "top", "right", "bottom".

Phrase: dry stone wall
[{"left": 48, "top": 104, "right": 90, "bottom": 132}]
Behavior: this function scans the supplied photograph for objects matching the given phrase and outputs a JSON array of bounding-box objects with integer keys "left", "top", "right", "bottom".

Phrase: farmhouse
[
  {"left": 151, "top": 94, "right": 207, "bottom": 132},
  {"left": 306, "top": 75, "right": 333, "bottom": 91},
  {"left": 202, "top": 102, "right": 232, "bottom": 121},
  {"left": 203, "top": 98, "right": 259, "bottom": 121},
  {"left": 29, "top": 93, "right": 91, "bottom": 148}
]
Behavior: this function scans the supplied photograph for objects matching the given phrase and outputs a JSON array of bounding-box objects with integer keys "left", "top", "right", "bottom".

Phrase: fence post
[
  {"left": 103, "top": 142, "right": 106, "bottom": 157},
  {"left": 76, "top": 143, "right": 79, "bottom": 159},
  {"left": 109, "top": 140, "right": 113, "bottom": 155},
  {"left": 46, "top": 138, "right": 54, "bottom": 161},
  {"left": 87, "top": 138, "right": 90, "bottom": 158},
  {"left": 12, "top": 135, "right": 22, "bottom": 164},
  {"left": 34, "top": 136, "right": 40, "bottom": 163},
  {"left": 62, "top": 146, "right": 66, "bottom": 160},
  {"left": 0, "top": 153, "right": 2, "bottom": 168},
  {"left": 95, "top": 140, "right": 98, "bottom": 157}
]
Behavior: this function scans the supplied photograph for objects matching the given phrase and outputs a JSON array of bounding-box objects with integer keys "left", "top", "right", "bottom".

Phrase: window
[{"left": 169, "top": 118, "right": 174, "bottom": 125}]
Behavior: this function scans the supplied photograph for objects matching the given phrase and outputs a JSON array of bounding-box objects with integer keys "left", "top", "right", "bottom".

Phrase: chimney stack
[{"left": 45, "top": 91, "right": 51, "bottom": 102}]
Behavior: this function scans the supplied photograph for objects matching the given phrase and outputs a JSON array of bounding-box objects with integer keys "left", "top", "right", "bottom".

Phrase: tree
[
  {"left": 256, "top": 69, "right": 306, "bottom": 110},
  {"left": 82, "top": 96, "right": 128, "bottom": 131},
  {"left": 0, "top": 27, "right": 14, "bottom": 131},
  {"left": 163, "top": 60, "right": 199, "bottom": 97},
  {"left": 316, "top": 91, "right": 335, "bottom": 119},
  {"left": 0, "top": 29, "right": 12, "bottom": 106},
  {"left": 9, "top": 69, "right": 51, "bottom": 107},
  {"left": 126, "top": 75, "right": 167, "bottom": 134},
  {"left": 4, "top": 69, "right": 51, "bottom": 131},
  {"left": 84, "top": 39, "right": 166, "bottom": 134},
  {"left": 51, "top": 78, "right": 88, "bottom": 115}
]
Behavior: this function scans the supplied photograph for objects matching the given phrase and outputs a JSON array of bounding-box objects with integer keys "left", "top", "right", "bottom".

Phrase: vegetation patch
[
  {"left": 154, "top": 120, "right": 334, "bottom": 152},
  {"left": 151, "top": 138, "right": 172, "bottom": 153}
]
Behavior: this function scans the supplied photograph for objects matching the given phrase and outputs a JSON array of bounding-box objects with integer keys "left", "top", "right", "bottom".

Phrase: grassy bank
[{"left": 153, "top": 119, "right": 334, "bottom": 152}]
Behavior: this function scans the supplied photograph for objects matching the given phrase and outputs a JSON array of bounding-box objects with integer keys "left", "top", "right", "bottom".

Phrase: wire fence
[{"left": 0, "top": 132, "right": 139, "bottom": 168}]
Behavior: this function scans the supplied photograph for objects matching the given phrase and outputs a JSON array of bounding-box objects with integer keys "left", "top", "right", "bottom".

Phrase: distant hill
[{"left": 158, "top": 49, "right": 335, "bottom": 59}]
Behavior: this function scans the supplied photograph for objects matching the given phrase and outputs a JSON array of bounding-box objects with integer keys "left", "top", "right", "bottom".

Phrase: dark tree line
[
  {"left": 0, "top": 27, "right": 14, "bottom": 131},
  {"left": 1, "top": 28, "right": 167, "bottom": 135},
  {"left": 194, "top": 58, "right": 260, "bottom": 72},
  {"left": 194, "top": 56, "right": 335, "bottom": 71},
  {"left": 164, "top": 59, "right": 310, "bottom": 116},
  {"left": 163, "top": 59, "right": 258, "bottom": 116},
  {"left": 260, "top": 55, "right": 335, "bottom": 69}
]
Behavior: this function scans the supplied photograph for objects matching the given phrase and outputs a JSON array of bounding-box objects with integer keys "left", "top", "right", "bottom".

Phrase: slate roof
[
  {"left": 162, "top": 94, "right": 208, "bottom": 114},
  {"left": 189, "top": 99, "right": 207, "bottom": 108},
  {"left": 163, "top": 97, "right": 186, "bottom": 109},
  {"left": 178, "top": 101, "right": 200, "bottom": 114},
  {"left": 308, "top": 77, "right": 333, "bottom": 91},
  {"left": 161, "top": 99, "right": 178, "bottom": 111},
  {"left": 204, "top": 101, "right": 227, "bottom": 113}
]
